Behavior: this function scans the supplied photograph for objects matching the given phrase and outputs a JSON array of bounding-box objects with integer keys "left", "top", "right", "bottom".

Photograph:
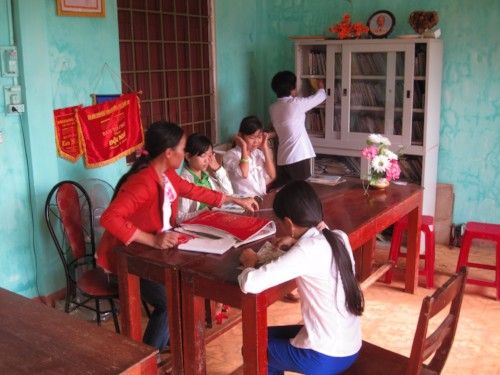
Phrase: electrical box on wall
[
  {"left": 0, "top": 46, "right": 19, "bottom": 77},
  {"left": 4, "top": 85, "right": 25, "bottom": 113}
]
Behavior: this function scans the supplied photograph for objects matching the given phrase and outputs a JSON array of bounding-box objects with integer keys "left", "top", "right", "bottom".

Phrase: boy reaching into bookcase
[
  {"left": 269, "top": 70, "right": 327, "bottom": 188},
  {"left": 238, "top": 181, "right": 363, "bottom": 374},
  {"left": 177, "top": 133, "right": 234, "bottom": 223},
  {"left": 223, "top": 115, "right": 276, "bottom": 197},
  {"left": 96, "top": 121, "right": 258, "bottom": 352}
]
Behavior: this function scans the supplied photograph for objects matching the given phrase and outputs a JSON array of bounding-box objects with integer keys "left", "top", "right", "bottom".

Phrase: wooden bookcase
[{"left": 292, "top": 37, "right": 443, "bottom": 216}]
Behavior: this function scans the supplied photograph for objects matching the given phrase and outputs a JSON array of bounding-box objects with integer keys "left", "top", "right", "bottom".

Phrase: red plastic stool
[
  {"left": 456, "top": 221, "right": 500, "bottom": 300},
  {"left": 385, "top": 215, "right": 435, "bottom": 288}
]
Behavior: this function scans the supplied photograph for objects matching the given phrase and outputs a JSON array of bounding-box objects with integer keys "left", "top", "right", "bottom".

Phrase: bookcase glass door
[
  {"left": 342, "top": 45, "right": 412, "bottom": 148},
  {"left": 348, "top": 51, "right": 388, "bottom": 137}
]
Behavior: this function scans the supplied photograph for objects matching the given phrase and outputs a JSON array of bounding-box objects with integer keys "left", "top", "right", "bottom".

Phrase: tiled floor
[{"left": 88, "top": 242, "right": 499, "bottom": 374}]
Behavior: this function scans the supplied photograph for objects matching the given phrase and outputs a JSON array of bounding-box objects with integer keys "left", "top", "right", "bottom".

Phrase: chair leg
[
  {"left": 95, "top": 298, "right": 101, "bottom": 326},
  {"left": 496, "top": 242, "right": 500, "bottom": 301},
  {"left": 425, "top": 228, "right": 435, "bottom": 288},
  {"left": 110, "top": 298, "right": 120, "bottom": 334},
  {"left": 385, "top": 222, "right": 405, "bottom": 284},
  {"left": 456, "top": 231, "right": 473, "bottom": 272},
  {"left": 205, "top": 298, "right": 213, "bottom": 329}
]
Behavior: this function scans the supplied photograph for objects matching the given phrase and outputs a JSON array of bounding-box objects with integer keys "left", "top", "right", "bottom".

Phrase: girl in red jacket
[{"left": 97, "top": 121, "right": 258, "bottom": 351}]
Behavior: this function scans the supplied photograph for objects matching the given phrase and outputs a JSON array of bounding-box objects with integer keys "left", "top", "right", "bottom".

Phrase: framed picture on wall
[
  {"left": 56, "top": 0, "right": 106, "bottom": 17},
  {"left": 367, "top": 10, "right": 395, "bottom": 38}
]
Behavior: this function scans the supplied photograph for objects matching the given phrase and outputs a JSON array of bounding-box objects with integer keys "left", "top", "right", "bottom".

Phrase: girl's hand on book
[
  {"left": 240, "top": 248, "right": 258, "bottom": 268},
  {"left": 153, "top": 231, "right": 179, "bottom": 249},
  {"left": 226, "top": 196, "right": 259, "bottom": 212},
  {"left": 274, "top": 236, "right": 297, "bottom": 251}
]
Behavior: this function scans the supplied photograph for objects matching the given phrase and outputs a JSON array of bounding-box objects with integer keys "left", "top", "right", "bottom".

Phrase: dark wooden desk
[
  {"left": 115, "top": 243, "right": 204, "bottom": 374},
  {"left": 0, "top": 287, "right": 157, "bottom": 374},
  {"left": 180, "top": 179, "right": 423, "bottom": 374}
]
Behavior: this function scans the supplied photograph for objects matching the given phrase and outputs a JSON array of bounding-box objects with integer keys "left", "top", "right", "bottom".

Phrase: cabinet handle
[
  {"left": 406, "top": 90, "right": 411, "bottom": 99},
  {"left": 327, "top": 88, "right": 331, "bottom": 96},
  {"left": 343, "top": 88, "right": 347, "bottom": 96}
]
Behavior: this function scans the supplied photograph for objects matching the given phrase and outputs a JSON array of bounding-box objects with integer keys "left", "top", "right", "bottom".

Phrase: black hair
[
  {"left": 185, "top": 133, "right": 212, "bottom": 158},
  {"left": 113, "top": 121, "right": 184, "bottom": 199},
  {"left": 273, "top": 181, "right": 364, "bottom": 316},
  {"left": 271, "top": 70, "right": 297, "bottom": 98},
  {"left": 239, "top": 115, "right": 263, "bottom": 136}
]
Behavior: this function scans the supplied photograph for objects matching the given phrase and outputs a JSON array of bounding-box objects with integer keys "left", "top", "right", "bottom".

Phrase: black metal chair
[{"left": 45, "top": 180, "right": 120, "bottom": 333}]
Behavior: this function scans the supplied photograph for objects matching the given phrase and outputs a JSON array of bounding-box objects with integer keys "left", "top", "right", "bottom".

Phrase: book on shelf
[{"left": 176, "top": 211, "right": 276, "bottom": 254}]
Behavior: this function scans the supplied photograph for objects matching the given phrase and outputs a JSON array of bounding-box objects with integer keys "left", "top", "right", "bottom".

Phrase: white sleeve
[
  {"left": 176, "top": 172, "right": 198, "bottom": 224},
  {"left": 211, "top": 166, "right": 234, "bottom": 195},
  {"left": 297, "top": 88, "right": 327, "bottom": 112},
  {"left": 238, "top": 244, "right": 313, "bottom": 294},
  {"left": 223, "top": 148, "right": 244, "bottom": 178}
]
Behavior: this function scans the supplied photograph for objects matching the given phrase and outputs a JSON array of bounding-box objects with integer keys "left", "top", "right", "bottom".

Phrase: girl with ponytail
[
  {"left": 239, "top": 180, "right": 363, "bottom": 374},
  {"left": 97, "top": 121, "right": 258, "bottom": 352}
]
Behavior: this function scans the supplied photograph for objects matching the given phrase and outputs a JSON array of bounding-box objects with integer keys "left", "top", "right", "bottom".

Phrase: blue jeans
[
  {"left": 267, "top": 325, "right": 358, "bottom": 375},
  {"left": 140, "top": 278, "right": 169, "bottom": 350}
]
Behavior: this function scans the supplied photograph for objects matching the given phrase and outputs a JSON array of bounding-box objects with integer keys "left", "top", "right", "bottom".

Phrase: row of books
[
  {"left": 350, "top": 114, "right": 384, "bottom": 134},
  {"left": 305, "top": 108, "right": 325, "bottom": 135},
  {"left": 350, "top": 81, "right": 386, "bottom": 107},
  {"left": 393, "top": 81, "right": 425, "bottom": 108},
  {"left": 314, "top": 155, "right": 361, "bottom": 177},
  {"left": 307, "top": 50, "right": 326, "bottom": 75},
  {"left": 305, "top": 47, "right": 426, "bottom": 78},
  {"left": 399, "top": 156, "right": 422, "bottom": 183}
]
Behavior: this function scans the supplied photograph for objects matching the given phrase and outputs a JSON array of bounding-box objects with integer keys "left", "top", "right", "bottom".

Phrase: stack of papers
[{"left": 307, "top": 175, "right": 343, "bottom": 186}]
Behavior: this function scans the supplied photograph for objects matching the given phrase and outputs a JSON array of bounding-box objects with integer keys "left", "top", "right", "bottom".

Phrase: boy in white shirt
[
  {"left": 223, "top": 116, "right": 276, "bottom": 197},
  {"left": 269, "top": 70, "right": 327, "bottom": 188}
]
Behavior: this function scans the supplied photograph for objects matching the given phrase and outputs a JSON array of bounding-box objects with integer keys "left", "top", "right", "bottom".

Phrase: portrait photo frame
[
  {"left": 367, "top": 10, "right": 395, "bottom": 38},
  {"left": 56, "top": 0, "right": 106, "bottom": 17}
]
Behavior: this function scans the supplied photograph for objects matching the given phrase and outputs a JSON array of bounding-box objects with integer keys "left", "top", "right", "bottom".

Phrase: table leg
[
  {"left": 164, "top": 269, "right": 183, "bottom": 375},
  {"left": 117, "top": 253, "right": 142, "bottom": 341},
  {"left": 181, "top": 274, "right": 207, "bottom": 375},
  {"left": 405, "top": 205, "right": 422, "bottom": 293},
  {"left": 359, "top": 238, "right": 376, "bottom": 281},
  {"left": 242, "top": 294, "right": 268, "bottom": 375}
]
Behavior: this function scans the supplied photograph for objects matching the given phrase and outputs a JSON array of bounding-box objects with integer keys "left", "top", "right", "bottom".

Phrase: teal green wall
[
  {"left": 0, "top": 0, "right": 127, "bottom": 297},
  {"left": 215, "top": 0, "right": 500, "bottom": 224}
]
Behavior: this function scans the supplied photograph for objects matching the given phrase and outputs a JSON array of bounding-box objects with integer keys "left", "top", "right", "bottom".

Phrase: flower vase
[{"left": 370, "top": 178, "right": 390, "bottom": 189}]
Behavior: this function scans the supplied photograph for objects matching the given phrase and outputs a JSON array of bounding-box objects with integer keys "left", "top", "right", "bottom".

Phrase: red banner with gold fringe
[
  {"left": 53, "top": 105, "right": 82, "bottom": 162},
  {"left": 76, "top": 93, "right": 144, "bottom": 168}
]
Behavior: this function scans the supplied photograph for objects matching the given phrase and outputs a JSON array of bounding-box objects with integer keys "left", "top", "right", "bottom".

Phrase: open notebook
[{"left": 176, "top": 211, "right": 276, "bottom": 254}]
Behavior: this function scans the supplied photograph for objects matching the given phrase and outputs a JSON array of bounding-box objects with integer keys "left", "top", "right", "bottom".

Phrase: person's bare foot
[{"left": 281, "top": 291, "right": 300, "bottom": 303}]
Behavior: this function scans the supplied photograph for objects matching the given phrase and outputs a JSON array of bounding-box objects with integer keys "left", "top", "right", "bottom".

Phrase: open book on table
[
  {"left": 307, "top": 175, "right": 343, "bottom": 186},
  {"left": 176, "top": 210, "right": 276, "bottom": 254}
]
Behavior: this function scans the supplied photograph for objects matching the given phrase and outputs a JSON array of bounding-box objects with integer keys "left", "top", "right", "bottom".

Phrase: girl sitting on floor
[
  {"left": 177, "top": 133, "right": 233, "bottom": 223},
  {"left": 97, "top": 121, "right": 258, "bottom": 352},
  {"left": 238, "top": 181, "right": 363, "bottom": 375},
  {"left": 223, "top": 115, "right": 276, "bottom": 197}
]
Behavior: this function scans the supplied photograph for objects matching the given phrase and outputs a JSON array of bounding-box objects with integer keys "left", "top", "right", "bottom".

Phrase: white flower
[
  {"left": 383, "top": 149, "right": 398, "bottom": 160},
  {"left": 371, "top": 154, "right": 390, "bottom": 173},
  {"left": 367, "top": 133, "right": 391, "bottom": 146}
]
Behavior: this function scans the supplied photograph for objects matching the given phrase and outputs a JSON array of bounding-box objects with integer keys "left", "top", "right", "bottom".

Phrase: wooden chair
[{"left": 343, "top": 267, "right": 467, "bottom": 375}]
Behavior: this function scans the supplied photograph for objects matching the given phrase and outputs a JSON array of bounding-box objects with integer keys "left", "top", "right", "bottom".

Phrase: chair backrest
[
  {"left": 45, "top": 181, "right": 96, "bottom": 282},
  {"left": 407, "top": 267, "right": 468, "bottom": 375}
]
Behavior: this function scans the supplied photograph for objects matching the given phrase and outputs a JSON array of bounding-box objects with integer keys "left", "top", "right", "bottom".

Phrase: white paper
[
  {"left": 307, "top": 175, "right": 342, "bottom": 186},
  {"left": 178, "top": 237, "right": 237, "bottom": 255}
]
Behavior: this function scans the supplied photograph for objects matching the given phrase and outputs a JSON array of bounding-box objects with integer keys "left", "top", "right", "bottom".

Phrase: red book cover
[{"left": 180, "top": 211, "right": 272, "bottom": 242}]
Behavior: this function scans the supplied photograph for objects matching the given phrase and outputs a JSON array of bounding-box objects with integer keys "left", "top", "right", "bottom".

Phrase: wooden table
[
  {"left": 115, "top": 243, "right": 204, "bottom": 374},
  {"left": 0, "top": 287, "right": 157, "bottom": 374},
  {"left": 180, "top": 179, "right": 423, "bottom": 374}
]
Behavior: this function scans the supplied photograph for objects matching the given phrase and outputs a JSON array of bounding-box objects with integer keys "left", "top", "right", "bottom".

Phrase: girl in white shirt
[
  {"left": 223, "top": 116, "right": 276, "bottom": 197},
  {"left": 238, "top": 181, "right": 363, "bottom": 374},
  {"left": 177, "top": 133, "right": 234, "bottom": 223}
]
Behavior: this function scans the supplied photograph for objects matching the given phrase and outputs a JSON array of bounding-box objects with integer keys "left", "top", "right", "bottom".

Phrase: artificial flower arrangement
[
  {"left": 362, "top": 134, "right": 401, "bottom": 188},
  {"left": 329, "top": 13, "right": 369, "bottom": 39}
]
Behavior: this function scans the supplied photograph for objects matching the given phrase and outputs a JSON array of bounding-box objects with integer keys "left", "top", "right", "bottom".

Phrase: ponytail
[
  {"left": 112, "top": 121, "right": 184, "bottom": 200},
  {"left": 322, "top": 228, "right": 364, "bottom": 316}
]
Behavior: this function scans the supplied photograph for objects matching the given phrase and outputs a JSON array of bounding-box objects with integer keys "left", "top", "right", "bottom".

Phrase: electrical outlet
[{"left": 8, "top": 104, "right": 24, "bottom": 113}]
